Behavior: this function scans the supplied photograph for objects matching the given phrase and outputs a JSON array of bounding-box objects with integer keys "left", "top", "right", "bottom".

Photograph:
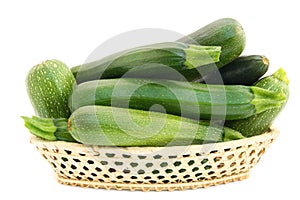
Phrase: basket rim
[{"left": 30, "top": 127, "right": 279, "bottom": 154}]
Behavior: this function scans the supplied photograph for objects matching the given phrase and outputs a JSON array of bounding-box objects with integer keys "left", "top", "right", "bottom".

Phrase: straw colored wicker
[{"left": 30, "top": 128, "right": 279, "bottom": 191}]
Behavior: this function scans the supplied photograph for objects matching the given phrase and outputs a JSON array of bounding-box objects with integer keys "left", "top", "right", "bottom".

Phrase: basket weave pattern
[{"left": 30, "top": 129, "right": 279, "bottom": 191}]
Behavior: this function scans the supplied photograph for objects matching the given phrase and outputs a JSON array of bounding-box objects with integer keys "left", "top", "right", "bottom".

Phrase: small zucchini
[
  {"left": 200, "top": 55, "right": 269, "bottom": 85},
  {"left": 26, "top": 59, "right": 75, "bottom": 118},
  {"left": 22, "top": 106, "right": 245, "bottom": 146},
  {"left": 69, "top": 78, "right": 286, "bottom": 121},
  {"left": 225, "top": 68, "right": 289, "bottom": 137},
  {"left": 71, "top": 42, "right": 221, "bottom": 84}
]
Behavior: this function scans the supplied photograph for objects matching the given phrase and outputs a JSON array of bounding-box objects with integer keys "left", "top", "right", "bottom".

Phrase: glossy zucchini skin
[
  {"left": 72, "top": 18, "right": 245, "bottom": 83},
  {"left": 26, "top": 59, "right": 75, "bottom": 118},
  {"left": 225, "top": 68, "right": 289, "bottom": 137},
  {"left": 22, "top": 106, "right": 245, "bottom": 146},
  {"left": 69, "top": 78, "right": 285, "bottom": 121},
  {"left": 201, "top": 55, "right": 269, "bottom": 85},
  {"left": 71, "top": 42, "right": 221, "bottom": 84}
]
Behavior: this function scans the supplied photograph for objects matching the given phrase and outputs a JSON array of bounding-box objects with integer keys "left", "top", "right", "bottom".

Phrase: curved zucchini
[
  {"left": 71, "top": 42, "right": 221, "bottom": 84},
  {"left": 201, "top": 55, "right": 269, "bottom": 85},
  {"left": 26, "top": 59, "right": 75, "bottom": 118},
  {"left": 69, "top": 78, "right": 285, "bottom": 120},
  {"left": 22, "top": 106, "right": 245, "bottom": 146},
  {"left": 225, "top": 68, "right": 289, "bottom": 137}
]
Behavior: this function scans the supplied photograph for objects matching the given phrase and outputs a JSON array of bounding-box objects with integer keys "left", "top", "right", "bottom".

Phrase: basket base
[{"left": 56, "top": 171, "right": 250, "bottom": 191}]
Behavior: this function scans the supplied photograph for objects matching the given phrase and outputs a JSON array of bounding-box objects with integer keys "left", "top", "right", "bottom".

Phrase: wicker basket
[{"left": 30, "top": 128, "right": 279, "bottom": 191}]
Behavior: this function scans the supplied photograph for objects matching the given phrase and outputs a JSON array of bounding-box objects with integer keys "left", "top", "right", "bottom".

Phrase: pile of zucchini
[{"left": 22, "top": 18, "right": 289, "bottom": 147}]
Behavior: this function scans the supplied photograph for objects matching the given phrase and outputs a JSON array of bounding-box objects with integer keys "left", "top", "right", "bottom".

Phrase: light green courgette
[
  {"left": 225, "top": 68, "right": 289, "bottom": 137},
  {"left": 22, "top": 106, "right": 245, "bottom": 146},
  {"left": 26, "top": 59, "right": 75, "bottom": 118}
]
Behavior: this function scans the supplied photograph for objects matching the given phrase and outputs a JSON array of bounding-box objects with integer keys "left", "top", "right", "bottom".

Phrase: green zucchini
[
  {"left": 200, "top": 55, "right": 269, "bottom": 85},
  {"left": 225, "top": 68, "right": 289, "bottom": 137},
  {"left": 177, "top": 18, "right": 246, "bottom": 81},
  {"left": 71, "top": 42, "right": 221, "bottom": 84},
  {"left": 26, "top": 59, "right": 75, "bottom": 118},
  {"left": 178, "top": 18, "right": 245, "bottom": 67},
  {"left": 69, "top": 78, "right": 285, "bottom": 120},
  {"left": 22, "top": 106, "right": 245, "bottom": 146}
]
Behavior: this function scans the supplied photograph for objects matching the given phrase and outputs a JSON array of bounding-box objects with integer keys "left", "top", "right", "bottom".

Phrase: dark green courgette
[
  {"left": 225, "top": 68, "right": 289, "bottom": 137},
  {"left": 69, "top": 78, "right": 285, "bottom": 120},
  {"left": 72, "top": 42, "right": 221, "bottom": 84},
  {"left": 72, "top": 18, "right": 245, "bottom": 83},
  {"left": 177, "top": 18, "right": 246, "bottom": 81},
  {"left": 178, "top": 18, "right": 245, "bottom": 67},
  {"left": 26, "top": 59, "right": 75, "bottom": 118},
  {"left": 200, "top": 55, "right": 269, "bottom": 85},
  {"left": 22, "top": 106, "right": 245, "bottom": 146}
]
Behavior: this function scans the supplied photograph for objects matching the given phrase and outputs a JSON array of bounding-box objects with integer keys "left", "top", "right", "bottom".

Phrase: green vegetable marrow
[
  {"left": 26, "top": 59, "right": 75, "bottom": 118},
  {"left": 69, "top": 78, "right": 285, "bottom": 120},
  {"left": 201, "top": 55, "right": 269, "bottom": 85},
  {"left": 177, "top": 18, "right": 246, "bottom": 81},
  {"left": 22, "top": 106, "right": 245, "bottom": 146},
  {"left": 225, "top": 68, "right": 289, "bottom": 137},
  {"left": 178, "top": 18, "right": 246, "bottom": 67},
  {"left": 71, "top": 42, "right": 221, "bottom": 84}
]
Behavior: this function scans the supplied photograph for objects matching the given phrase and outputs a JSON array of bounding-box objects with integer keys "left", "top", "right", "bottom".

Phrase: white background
[{"left": 1, "top": 0, "right": 299, "bottom": 199}]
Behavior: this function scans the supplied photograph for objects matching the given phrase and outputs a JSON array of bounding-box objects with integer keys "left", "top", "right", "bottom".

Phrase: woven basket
[{"left": 30, "top": 128, "right": 279, "bottom": 191}]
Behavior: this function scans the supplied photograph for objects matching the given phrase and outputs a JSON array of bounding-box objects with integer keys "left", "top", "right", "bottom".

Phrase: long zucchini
[
  {"left": 22, "top": 106, "right": 245, "bottom": 146},
  {"left": 225, "top": 68, "right": 289, "bottom": 137},
  {"left": 71, "top": 42, "right": 221, "bottom": 84},
  {"left": 69, "top": 78, "right": 285, "bottom": 120},
  {"left": 26, "top": 59, "right": 75, "bottom": 118},
  {"left": 72, "top": 18, "right": 245, "bottom": 83},
  {"left": 200, "top": 55, "right": 269, "bottom": 85}
]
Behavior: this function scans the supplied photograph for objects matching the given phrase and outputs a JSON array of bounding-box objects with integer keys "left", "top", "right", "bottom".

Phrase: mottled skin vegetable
[
  {"left": 225, "top": 68, "right": 289, "bottom": 137},
  {"left": 201, "top": 55, "right": 269, "bottom": 85},
  {"left": 71, "top": 42, "right": 221, "bottom": 84},
  {"left": 22, "top": 106, "right": 245, "bottom": 146},
  {"left": 26, "top": 59, "right": 75, "bottom": 118},
  {"left": 69, "top": 78, "right": 286, "bottom": 121},
  {"left": 177, "top": 18, "right": 246, "bottom": 81}
]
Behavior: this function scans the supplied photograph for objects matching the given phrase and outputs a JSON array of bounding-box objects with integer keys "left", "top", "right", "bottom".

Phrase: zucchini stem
[
  {"left": 273, "top": 68, "right": 289, "bottom": 84},
  {"left": 21, "top": 116, "right": 76, "bottom": 142},
  {"left": 223, "top": 127, "right": 245, "bottom": 141},
  {"left": 184, "top": 45, "right": 221, "bottom": 69},
  {"left": 251, "top": 87, "right": 286, "bottom": 114}
]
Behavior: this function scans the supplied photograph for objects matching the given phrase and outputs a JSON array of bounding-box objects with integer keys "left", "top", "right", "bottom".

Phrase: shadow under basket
[{"left": 30, "top": 128, "right": 279, "bottom": 191}]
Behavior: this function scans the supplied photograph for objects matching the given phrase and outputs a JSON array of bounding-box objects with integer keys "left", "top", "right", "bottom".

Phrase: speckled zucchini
[
  {"left": 22, "top": 106, "right": 245, "bottom": 146},
  {"left": 225, "top": 68, "right": 289, "bottom": 137},
  {"left": 26, "top": 59, "right": 75, "bottom": 118}
]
